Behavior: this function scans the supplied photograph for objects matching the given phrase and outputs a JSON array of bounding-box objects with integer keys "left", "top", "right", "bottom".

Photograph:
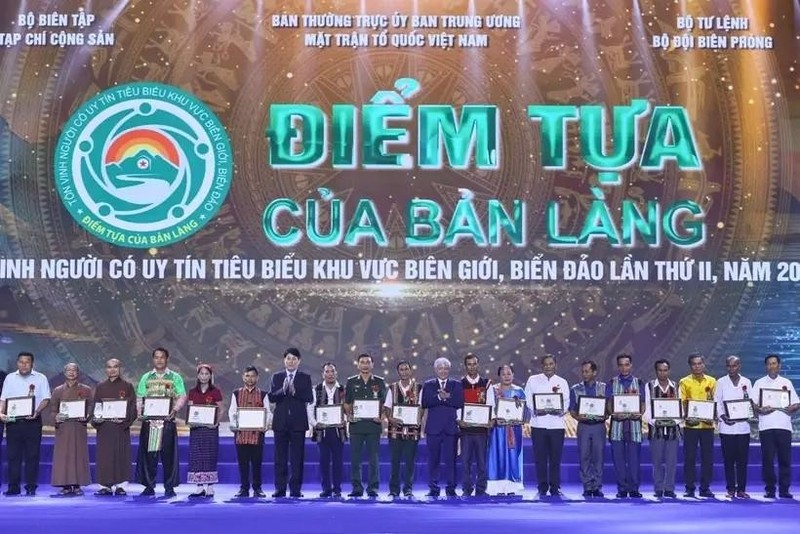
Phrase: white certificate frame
[
  {"left": 495, "top": 397, "right": 525, "bottom": 424},
  {"left": 315, "top": 405, "right": 344, "bottom": 427},
  {"left": 187, "top": 404, "right": 217, "bottom": 426},
  {"left": 533, "top": 393, "right": 563, "bottom": 413},
  {"left": 236, "top": 407, "right": 268, "bottom": 430},
  {"left": 143, "top": 396, "right": 172, "bottom": 419},
  {"left": 579, "top": 396, "right": 606, "bottom": 418},
  {"left": 652, "top": 398, "right": 682, "bottom": 420},
  {"left": 686, "top": 399, "right": 716, "bottom": 422},
  {"left": 461, "top": 403, "right": 492, "bottom": 426},
  {"left": 724, "top": 399, "right": 753, "bottom": 422},
  {"left": 59, "top": 399, "right": 87, "bottom": 420},
  {"left": 612, "top": 394, "right": 641, "bottom": 415},
  {"left": 5, "top": 396, "right": 35, "bottom": 418},
  {"left": 101, "top": 399, "right": 128, "bottom": 419},
  {"left": 392, "top": 404, "right": 421, "bottom": 426},
  {"left": 759, "top": 388, "right": 791, "bottom": 409},
  {"left": 352, "top": 399, "right": 380, "bottom": 420}
]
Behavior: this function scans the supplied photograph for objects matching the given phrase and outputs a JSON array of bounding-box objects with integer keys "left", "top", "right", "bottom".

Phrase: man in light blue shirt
[{"left": 0, "top": 352, "right": 51, "bottom": 496}]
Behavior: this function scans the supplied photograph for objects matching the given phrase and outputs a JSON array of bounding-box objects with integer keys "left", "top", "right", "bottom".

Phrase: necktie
[{"left": 440, "top": 380, "right": 446, "bottom": 390}]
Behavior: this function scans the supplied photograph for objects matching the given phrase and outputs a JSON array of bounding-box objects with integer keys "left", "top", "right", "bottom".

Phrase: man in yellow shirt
[{"left": 678, "top": 353, "right": 716, "bottom": 498}]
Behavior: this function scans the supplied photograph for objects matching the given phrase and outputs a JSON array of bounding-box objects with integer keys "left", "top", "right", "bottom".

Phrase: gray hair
[
  {"left": 725, "top": 355, "right": 740, "bottom": 365},
  {"left": 433, "top": 357, "right": 451, "bottom": 369}
]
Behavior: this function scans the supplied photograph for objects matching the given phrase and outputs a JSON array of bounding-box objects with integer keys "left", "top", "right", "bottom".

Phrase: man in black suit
[{"left": 268, "top": 347, "right": 313, "bottom": 498}]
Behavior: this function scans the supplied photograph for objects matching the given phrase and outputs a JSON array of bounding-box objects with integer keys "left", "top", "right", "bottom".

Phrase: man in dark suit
[
  {"left": 421, "top": 357, "right": 464, "bottom": 497},
  {"left": 268, "top": 347, "right": 314, "bottom": 498}
]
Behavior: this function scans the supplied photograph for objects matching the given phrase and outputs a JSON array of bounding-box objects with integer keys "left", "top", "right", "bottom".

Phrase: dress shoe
[
  {"left": 140, "top": 487, "right": 156, "bottom": 496},
  {"left": 683, "top": 490, "right": 695, "bottom": 498},
  {"left": 114, "top": 488, "right": 127, "bottom": 496},
  {"left": 319, "top": 490, "right": 333, "bottom": 498},
  {"left": 290, "top": 492, "right": 303, "bottom": 498},
  {"left": 253, "top": 489, "right": 266, "bottom": 498},
  {"left": 234, "top": 489, "right": 249, "bottom": 498},
  {"left": 403, "top": 490, "right": 413, "bottom": 498},
  {"left": 736, "top": 491, "right": 750, "bottom": 499},
  {"left": 629, "top": 491, "right": 643, "bottom": 498},
  {"left": 778, "top": 492, "right": 793, "bottom": 499},
  {"left": 272, "top": 491, "right": 286, "bottom": 498},
  {"left": 333, "top": 492, "right": 342, "bottom": 498},
  {"left": 462, "top": 488, "right": 474, "bottom": 497},
  {"left": 726, "top": 491, "right": 735, "bottom": 499},
  {"left": 188, "top": 490, "right": 207, "bottom": 498},
  {"left": 582, "top": 490, "right": 593, "bottom": 498},
  {"left": 663, "top": 491, "right": 677, "bottom": 498},
  {"left": 347, "top": 490, "right": 363, "bottom": 498},
  {"left": 698, "top": 489, "right": 715, "bottom": 498},
  {"left": 73, "top": 488, "right": 84, "bottom": 496},
  {"left": 164, "top": 488, "right": 177, "bottom": 498},
  {"left": 94, "top": 488, "right": 113, "bottom": 496},
  {"left": 592, "top": 489, "right": 605, "bottom": 498},
  {"left": 654, "top": 491, "right": 664, "bottom": 498},
  {"left": 616, "top": 491, "right": 628, "bottom": 498},
  {"left": 764, "top": 491, "right": 776, "bottom": 499},
  {"left": 3, "top": 488, "right": 21, "bottom": 496},
  {"left": 366, "top": 491, "right": 378, "bottom": 498}
]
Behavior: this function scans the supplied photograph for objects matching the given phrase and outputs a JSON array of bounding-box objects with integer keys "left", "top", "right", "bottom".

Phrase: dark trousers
[
  {"left": 577, "top": 423, "right": 605, "bottom": 491},
  {"left": 0, "top": 421, "right": 4, "bottom": 487},
  {"left": 350, "top": 432, "right": 380, "bottom": 492},
  {"left": 720, "top": 433, "right": 749, "bottom": 492},
  {"left": 426, "top": 433, "right": 457, "bottom": 492},
  {"left": 760, "top": 429, "right": 792, "bottom": 493},
  {"left": 318, "top": 429, "right": 343, "bottom": 493},
  {"left": 531, "top": 427, "right": 565, "bottom": 492},
  {"left": 235, "top": 440, "right": 264, "bottom": 490},
  {"left": 274, "top": 430, "right": 305, "bottom": 493},
  {"left": 460, "top": 433, "right": 488, "bottom": 493},
  {"left": 683, "top": 428, "right": 714, "bottom": 491},
  {"left": 389, "top": 438, "right": 419, "bottom": 494},
  {"left": 135, "top": 420, "right": 179, "bottom": 489},
  {"left": 6, "top": 419, "right": 42, "bottom": 491},
  {"left": 611, "top": 439, "right": 641, "bottom": 492}
]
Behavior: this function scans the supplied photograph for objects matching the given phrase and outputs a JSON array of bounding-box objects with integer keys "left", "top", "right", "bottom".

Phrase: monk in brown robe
[
  {"left": 92, "top": 358, "right": 137, "bottom": 496},
  {"left": 50, "top": 362, "right": 92, "bottom": 496}
]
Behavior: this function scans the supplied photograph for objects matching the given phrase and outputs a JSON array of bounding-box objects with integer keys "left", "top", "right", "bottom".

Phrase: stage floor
[{"left": 3, "top": 483, "right": 797, "bottom": 534}]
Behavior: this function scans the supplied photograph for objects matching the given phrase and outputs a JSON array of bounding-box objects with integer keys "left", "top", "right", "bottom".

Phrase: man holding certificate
[
  {"left": 643, "top": 359, "right": 680, "bottom": 499},
  {"left": 268, "top": 347, "right": 314, "bottom": 498},
  {"left": 92, "top": 358, "right": 137, "bottom": 496},
  {"left": 422, "top": 357, "right": 464, "bottom": 498},
  {"left": 714, "top": 355, "right": 753, "bottom": 499},
  {"left": 568, "top": 360, "right": 608, "bottom": 498},
  {"left": 606, "top": 353, "right": 645, "bottom": 499},
  {"left": 228, "top": 366, "right": 270, "bottom": 498},
  {"left": 678, "top": 353, "right": 716, "bottom": 498},
  {"left": 344, "top": 353, "right": 386, "bottom": 497},
  {"left": 524, "top": 354, "right": 569, "bottom": 498},
  {"left": 459, "top": 353, "right": 491, "bottom": 497},
  {"left": 751, "top": 354, "right": 799, "bottom": 499},
  {"left": 384, "top": 360, "right": 422, "bottom": 498},
  {"left": 309, "top": 362, "right": 346, "bottom": 498},
  {"left": 135, "top": 347, "right": 187, "bottom": 497},
  {"left": 50, "top": 363, "right": 93, "bottom": 496},
  {"left": 0, "top": 351, "right": 51, "bottom": 496}
]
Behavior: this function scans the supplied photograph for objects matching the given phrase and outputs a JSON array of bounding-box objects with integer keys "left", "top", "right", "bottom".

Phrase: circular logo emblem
[{"left": 55, "top": 82, "right": 232, "bottom": 248}]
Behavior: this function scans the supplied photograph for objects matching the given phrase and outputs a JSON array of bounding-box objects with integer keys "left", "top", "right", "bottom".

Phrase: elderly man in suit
[
  {"left": 268, "top": 347, "right": 314, "bottom": 498},
  {"left": 421, "top": 357, "right": 465, "bottom": 497}
]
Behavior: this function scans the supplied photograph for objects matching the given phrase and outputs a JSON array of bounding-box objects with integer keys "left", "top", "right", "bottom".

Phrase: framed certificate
[
  {"left": 236, "top": 407, "right": 267, "bottom": 430},
  {"left": 724, "top": 399, "right": 753, "bottom": 422},
  {"left": 759, "top": 388, "right": 791, "bottom": 409},
  {"left": 579, "top": 396, "right": 606, "bottom": 418},
  {"left": 613, "top": 394, "right": 641, "bottom": 415},
  {"left": 143, "top": 396, "right": 172, "bottom": 419},
  {"left": 59, "top": 399, "right": 87, "bottom": 420},
  {"left": 461, "top": 403, "right": 491, "bottom": 426},
  {"left": 101, "top": 399, "right": 128, "bottom": 419},
  {"left": 686, "top": 400, "right": 716, "bottom": 422},
  {"left": 316, "top": 405, "right": 344, "bottom": 427},
  {"left": 495, "top": 398, "right": 525, "bottom": 424},
  {"left": 5, "top": 396, "right": 35, "bottom": 418},
  {"left": 533, "top": 393, "right": 563, "bottom": 413},
  {"left": 393, "top": 404, "right": 421, "bottom": 426},
  {"left": 187, "top": 405, "right": 217, "bottom": 426},
  {"left": 352, "top": 399, "right": 380, "bottom": 420},
  {"left": 652, "top": 398, "right": 682, "bottom": 420}
]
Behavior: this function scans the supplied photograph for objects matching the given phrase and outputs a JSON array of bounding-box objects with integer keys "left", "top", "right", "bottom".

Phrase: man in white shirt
[
  {"left": 524, "top": 355, "right": 569, "bottom": 497},
  {"left": 0, "top": 352, "right": 52, "bottom": 496},
  {"left": 751, "top": 354, "right": 799, "bottom": 499},
  {"left": 714, "top": 355, "right": 753, "bottom": 499},
  {"left": 643, "top": 359, "right": 680, "bottom": 499}
]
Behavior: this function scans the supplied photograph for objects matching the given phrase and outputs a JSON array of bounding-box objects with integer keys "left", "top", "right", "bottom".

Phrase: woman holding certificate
[
  {"left": 50, "top": 363, "right": 93, "bottom": 496},
  {"left": 186, "top": 364, "right": 223, "bottom": 498},
  {"left": 485, "top": 365, "right": 529, "bottom": 496}
]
